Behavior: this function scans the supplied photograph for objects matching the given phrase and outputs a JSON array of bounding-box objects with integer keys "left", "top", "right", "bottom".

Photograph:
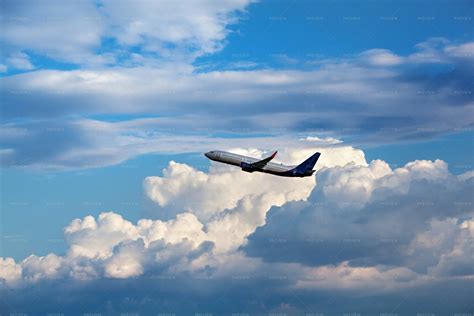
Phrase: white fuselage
[{"left": 205, "top": 150, "right": 294, "bottom": 174}]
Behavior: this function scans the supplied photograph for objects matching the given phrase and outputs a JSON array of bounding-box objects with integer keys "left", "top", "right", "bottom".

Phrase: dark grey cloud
[{"left": 1, "top": 272, "right": 473, "bottom": 315}]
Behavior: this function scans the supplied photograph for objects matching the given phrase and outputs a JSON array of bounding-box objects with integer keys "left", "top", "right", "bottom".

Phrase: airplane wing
[{"left": 249, "top": 151, "right": 277, "bottom": 169}]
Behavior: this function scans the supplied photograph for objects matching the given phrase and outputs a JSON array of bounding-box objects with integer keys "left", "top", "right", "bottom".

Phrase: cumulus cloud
[
  {"left": 65, "top": 212, "right": 141, "bottom": 260},
  {"left": 0, "top": 141, "right": 473, "bottom": 314},
  {"left": 0, "top": 257, "right": 22, "bottom": 285},
  {"left": 1, "top": 1, "right": 472, "bottom": 313},
  {"left": 144, "top": 159, "right": 313, "bottom": 222},
  {"left": 0, "top": 141, "right": 365, "bottom": 284},
  {"left": 245, "top": 159, "right": 474, "bottom": 275},
  {"left": 0, "top": 211, "right": 215, "bottom": 286},
  {"left": 144, "top": 141, "right": 365, "bottom": 251},
  {"left": 21, "top": 254, "right": 64, "bottom": 282},
  {"left": 142, "top": 143, "right": 364, "bottom": 216},
  {"left": 2, "top": 142, "right": 473, "bottom": 289},
  {"left": 420, "top": 218, "right": 474, "bottom": 277}
]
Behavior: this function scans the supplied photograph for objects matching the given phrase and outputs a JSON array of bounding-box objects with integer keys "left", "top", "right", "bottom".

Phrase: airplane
[{"left": 204, "top": 150, "right": 321, "bottom": 177}]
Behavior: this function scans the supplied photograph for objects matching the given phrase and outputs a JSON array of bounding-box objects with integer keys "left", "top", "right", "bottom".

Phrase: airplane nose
[{"left": 204, "top": 152, "right": 211, "bottom": 159}]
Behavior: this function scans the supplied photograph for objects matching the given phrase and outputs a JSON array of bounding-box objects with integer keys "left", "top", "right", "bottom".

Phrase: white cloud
[
  {"left": 104, "top": 239, "right": 145, "bottom": 278},
  {"left": 444, "top": 42, "right": 474, "bottom": 60},
  {"left": 302, "top": 136, "right": 343, "bottom": 144},
  {"left": 0, "top": 257, "right": 22, "bottom": 286},
  {"left": 0, "top": 211, "right": 215, "bottom": 284},
  {"left": 357, "top": 39, "right": 474, "bottom": 66},
  {"left": 2, "top": 40, "right": 472, "bottom": 153},
  {"left": 424, "top": 218, "right": 474, "bottom": 277},
  {"left": 143, "top": 141, "right": 365, "bottom": 252},
  {"left": 245, "top": 158, "right": 473, "bottom": 277},
  {"left": 296, "top": 262, "right": 419, "bottom": 291},
  {"left": 407, "top": 37, "right": 474, "bottom": 64},
  {"left": 0, "top": 142, "right": 472, "bottom": 300},
  {"left": 1, "top": 0, "right": 104, "bottom": 64},
  {"left": 0, "top": 140, "right": 367, "bottom": 284},
  {"left": 407, "top": 37, "right": 450, "bottom": 63},
  {"left": 101, "top": 0, "right": 252, "bottom": 60},
  {"left": 1, "top": 0, "right": 252, "bottom": 65},
  {"left": 65, "top": 212, "right": 140, "bottom": 260},
  {"left": 359, "top": 49, "right": 404, "bottom": 66},
  {"left": 315, "top": 159, "right": 393, "bottom": 208},
  {"left": 6, "top": 52, "right": 34, "bottom": 70},
  {"left": 145, "top": 160, "right": 313, "bottom": 223},
  {"left": 144, "top": 142, "right": 365, "bottom": 221},
  {"left": 21, "top": 254, "right": 64, "bottom": 282},
  {"left": 312, "top": 159, "right": 454, "bottom": 209},
  {"left": 1, "top": 117, "right": 366, "bottom": 170},
  {"left": 0, "top": 64, "right": 8, "bottom": 72},
  {"left": 226, "top": 60, "right": 259, "bottom": 69}
]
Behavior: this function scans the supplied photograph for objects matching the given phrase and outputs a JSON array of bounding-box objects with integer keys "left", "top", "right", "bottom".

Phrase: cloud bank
[
  {"left": 2, "top": 37, "right": 473, "bottom": 170},
  {"left": 1, "top": 141, "right": 472, "bottom": 314}
]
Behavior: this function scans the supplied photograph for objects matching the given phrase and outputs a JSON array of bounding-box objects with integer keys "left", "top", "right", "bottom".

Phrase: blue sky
[
  {"left": 1, "top": 0, "right": 473, "bottom": 314},
  {"left": 200, "top": 0, "right": 473, "bottom": 64}
]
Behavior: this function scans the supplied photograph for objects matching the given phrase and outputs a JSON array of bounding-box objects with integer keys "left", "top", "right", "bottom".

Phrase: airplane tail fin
[{"left": 294, "top": 152, "right": 321, "bottom": 175}]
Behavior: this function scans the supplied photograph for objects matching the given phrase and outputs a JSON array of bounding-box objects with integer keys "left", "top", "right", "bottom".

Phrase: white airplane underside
[{"left": 204, "top": 150, "right": 321, "bottom": 177}]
